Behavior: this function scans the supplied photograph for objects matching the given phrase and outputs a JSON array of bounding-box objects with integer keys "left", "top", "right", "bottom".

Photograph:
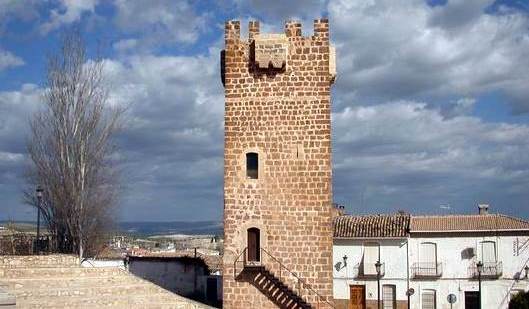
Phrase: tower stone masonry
[{"left": 222, "top": 19, "right": 336, "bottom": 308}]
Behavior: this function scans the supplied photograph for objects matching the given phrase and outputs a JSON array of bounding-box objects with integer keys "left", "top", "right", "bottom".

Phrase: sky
[{"left": 1, "top": 0, "right": 529, "bottom": 222}]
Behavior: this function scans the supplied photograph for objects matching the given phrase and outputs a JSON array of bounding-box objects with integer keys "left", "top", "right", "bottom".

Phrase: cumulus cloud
[
  {"left": 113, "top": 0, "right": 208, "bottom": 48},
  {"left": 428, "top": 0, "right": 494, "bottom": 30},
  {"left": 0, "top": 0, "right": 42, "bottom": 32},
  {"left": 0, "top": 84, "right": 42, "bottom": 219},
  {"left": 233, "top": 0, "right": 327, "bottom": 23},
  {"left": 0, "top": 49, "right": 24, "bottom": 71},
  {"left": 40, "top": 0, "right": 99, "bottom": 34},
  {"left": 3, "top": 0, "right": 529, "bottom": 221},
  {"left": 113, "top": 39, "right": 139, "bottom": 53},
  {"left": 102, "top": 53, "right": 224, "bottom": 220},
  {"left": 329, "top": 0, "right": 529, "bottom": 112},
  {"left": 333, "top": 101, "right": 529, "bottom": 215},
  {"left": 0, "top": 52, "right": 225, "bottom": 221}
]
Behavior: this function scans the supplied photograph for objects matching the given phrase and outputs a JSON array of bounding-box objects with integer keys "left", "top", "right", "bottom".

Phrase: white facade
[
  {"left": 333, "top": 234, "right": 529, "bottom": 309},
  {"left": 334, "top": 238, "right": 409, "bottom": 304},
  {"left": 408, "top": 234, "right": 529, "bottom": 309}
]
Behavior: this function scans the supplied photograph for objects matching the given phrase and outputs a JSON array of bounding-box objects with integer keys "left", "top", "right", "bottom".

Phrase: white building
[{"left": 333, "top": 205, "right": 529, "bottom": 309}]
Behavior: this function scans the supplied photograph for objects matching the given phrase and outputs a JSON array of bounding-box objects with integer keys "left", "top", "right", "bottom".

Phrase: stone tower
[{"left": 221, "top": 19, "right": 336, "bottom": 308}]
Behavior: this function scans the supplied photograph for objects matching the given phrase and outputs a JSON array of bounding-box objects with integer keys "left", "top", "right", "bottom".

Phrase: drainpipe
[{"left": 406, "top": 240, "right": 410, "bottom": 309}]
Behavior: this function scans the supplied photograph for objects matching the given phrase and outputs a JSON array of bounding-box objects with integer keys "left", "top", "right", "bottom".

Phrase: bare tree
[{"left": 25, "top": 30, "right": 122, "bottom": 259}]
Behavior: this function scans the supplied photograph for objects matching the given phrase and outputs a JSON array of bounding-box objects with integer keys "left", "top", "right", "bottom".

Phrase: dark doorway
[
  {"left": 247, "top": 227, "right": 260, "bottom": 262},
  {"left": 206, "top": 277, "right": 217, "bottom": 303},
  {"left": 465, "top": 291, "right": 479, "bottom": 309}
]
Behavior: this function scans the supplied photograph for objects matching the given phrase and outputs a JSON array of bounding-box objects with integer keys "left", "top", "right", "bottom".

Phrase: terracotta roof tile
[
  {"left": 410, "top": 214, "right": 529, "bottom": 232},
  {"left": 333, "top": 214, "right": 410, "bottom": 238}
]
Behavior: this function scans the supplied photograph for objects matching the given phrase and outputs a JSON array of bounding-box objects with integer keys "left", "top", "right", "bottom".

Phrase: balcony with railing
[
  {"left": 355, "top": 261, "right": 385, "bottom": 279},
  {"left": 412, "top": 262, "right": 443, "bottom": 278},
  {"left": 469, "top": 261, "right": 503, "bottom": 279}
]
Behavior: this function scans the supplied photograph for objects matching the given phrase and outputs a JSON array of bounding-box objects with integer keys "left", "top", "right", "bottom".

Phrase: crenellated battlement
[
  {"left": 221, "top": 19, "right": 336, "bottom": 87},
  {"left": 224, "top": 20, "right": 240, "bottom": 42},
  {"left": 224, "top": 19, "right": 330, "bottom": 42}
]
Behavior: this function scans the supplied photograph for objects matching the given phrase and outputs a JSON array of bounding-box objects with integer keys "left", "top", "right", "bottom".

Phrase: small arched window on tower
[{"left": 246, "top": 152, "right": 258, "bottom": 179}]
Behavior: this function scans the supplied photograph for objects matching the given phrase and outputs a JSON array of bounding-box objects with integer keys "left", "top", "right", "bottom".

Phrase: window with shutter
[
  {"left": 481, "top": 241, "right": 496, "bottom": 264},
  {"left": 363, "top": 242, "right": 379, "bottom": 275},
  {"left": 422, "top": 290, "right": 436, "bottom": 309},
  {"left": 419, "top": 242, "right": 437, "bottom": 275},
  {"left": 382, "top": 285, "right": 396, "bottom": 309}
]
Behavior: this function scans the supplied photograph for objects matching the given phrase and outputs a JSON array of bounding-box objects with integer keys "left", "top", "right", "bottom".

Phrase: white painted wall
[
  {"left": 333, "top": 238, "right": 409, "bottom": 303},
  {"left": 408, "top": 235, "right": 529, "bottom": 309},
  {"left": 81, "top": 259, "right": 125, "bottom": 269},
  {"left": 333, "top": 235, "right": 529, "bottom": 309}
]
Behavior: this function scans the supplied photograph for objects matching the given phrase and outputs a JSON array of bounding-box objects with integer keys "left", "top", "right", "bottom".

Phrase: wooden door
[
  {"left": 349, "top": 285, "right": 365, "bottom": 309},
  {"left": 247, "top": 228, "right": 260, "bottom": 262}
]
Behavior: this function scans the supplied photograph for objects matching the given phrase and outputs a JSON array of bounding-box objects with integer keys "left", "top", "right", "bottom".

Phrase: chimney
[
  {"left": 478, "top": 204, "right": 489, "bottom": 215},
  {"left": 332, "top": 203, "right": 345, "bottom": 217}
]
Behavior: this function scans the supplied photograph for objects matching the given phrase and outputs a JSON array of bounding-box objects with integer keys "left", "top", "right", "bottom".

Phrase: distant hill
[
  {"left": 0, "top": 220, "right": 223, "bottom": 237},
  {"left": 117, "top": 221, "right": 223, "bottom": 237}
]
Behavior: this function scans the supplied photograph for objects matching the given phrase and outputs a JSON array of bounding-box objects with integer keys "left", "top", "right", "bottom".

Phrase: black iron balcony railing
[
  {"left": 469, "top": 261, "right": 503, "bottom": 278},
  {"left": 355, "top": 262, "right": 385, "bottom": 278},
  {"left": 412, "top": 262, "right": 443, "bottom": 278}
]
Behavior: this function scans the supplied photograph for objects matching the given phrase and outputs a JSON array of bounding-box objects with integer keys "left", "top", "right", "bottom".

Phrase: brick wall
[{"left": 222, "top": 19, "right": 335, "bottom": 308}]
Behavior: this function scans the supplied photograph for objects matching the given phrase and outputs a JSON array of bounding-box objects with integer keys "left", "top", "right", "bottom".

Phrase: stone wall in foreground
[{"left": 0, "top": 254, "right": 78, "bottom": 268}]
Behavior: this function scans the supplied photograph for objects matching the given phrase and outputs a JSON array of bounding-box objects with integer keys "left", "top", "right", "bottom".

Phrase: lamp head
[
  {"left": 476, "top": 261, "right": 483, "bottom": 273},
  {"left": 36, "top": 185, "right": 43, "bottom": 199},
  {"left": 375, "top": 260, "right": 382, "bottom": 274}
]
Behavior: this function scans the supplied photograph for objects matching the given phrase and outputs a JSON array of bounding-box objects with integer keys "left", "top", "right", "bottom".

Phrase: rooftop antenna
[{"left": 359, "top": 186, "right": 366, "bottom": 211}]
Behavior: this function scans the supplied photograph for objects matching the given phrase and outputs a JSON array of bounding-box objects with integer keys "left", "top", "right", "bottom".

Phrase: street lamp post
[
  {"left": 35, "top": 186, "right": 43, "bottom": 254},
  {"left": 477, "top": 261, "right": 483, "bottom": 309},
  {"left": 375, "top": 260, "right": 382, "bottom": 309},
  {"left": 524, "top": 265, "right": 529, "bottom": 279}
]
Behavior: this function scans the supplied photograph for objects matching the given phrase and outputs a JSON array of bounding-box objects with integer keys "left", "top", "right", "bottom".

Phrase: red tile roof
[
  {"left": 333, "top": 213, "right": 529, "bottom": 238},
  {"left": 333, "top": 214, "right": 410, "bottom": 238},
  {"left": 410, "top": 214, "right": 529, "bottom": 232}
]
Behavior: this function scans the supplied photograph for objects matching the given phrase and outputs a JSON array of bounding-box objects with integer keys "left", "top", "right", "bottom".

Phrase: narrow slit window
[{"left": 246, "top": 152, "right": 258, "bottom": 179}]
